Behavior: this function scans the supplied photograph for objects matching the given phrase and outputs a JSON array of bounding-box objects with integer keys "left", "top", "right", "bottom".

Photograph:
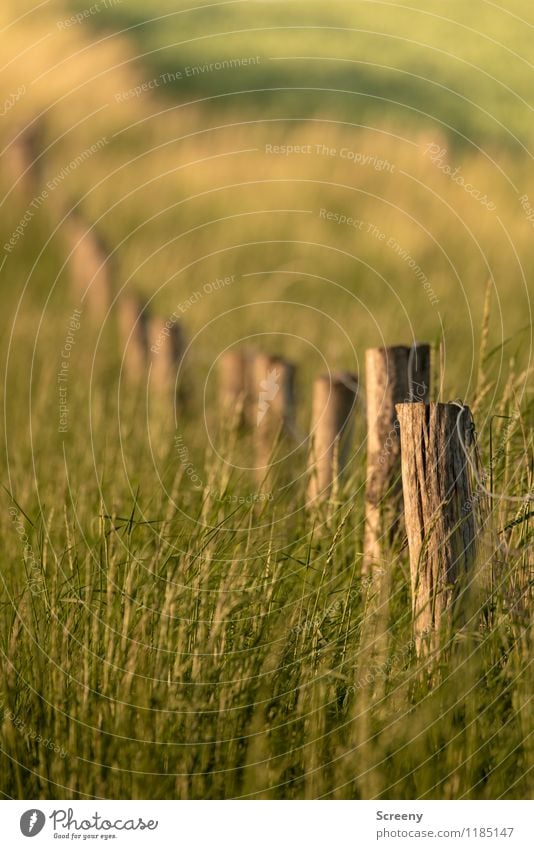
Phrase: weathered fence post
[
  {"left": 147, "top": 316, "right": 186, "bottom": 402},
  {"left": 218, "top": 348, "right": 253, "bottom": 427},
  {"left": 363, "top": 344, "right": 430, "bottom": 572},
  {"left": 117, "top": 298, "right": 187, "bottom": 406},
  {"left": 307, "top": 372, "right": 358, "bottom": 504},
  {"left": 252, "top": 353, "right": 296, "bottom": 484},
  {"left": 64, "top": 212, "right": 112, "bottom": 322},
  {"left": 117, "top": 294, "right": 149, "bottom": 383},
  {"left": 6, "top": 122, "right": 43, "bottom": 194},
  {"left": 396, "top": 402, "right": 477, "bottom": 653}
]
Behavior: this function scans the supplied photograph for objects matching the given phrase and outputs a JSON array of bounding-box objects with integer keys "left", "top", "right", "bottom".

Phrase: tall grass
[{"left": 0, "top": 374, "right": 531, "bottom": 798}]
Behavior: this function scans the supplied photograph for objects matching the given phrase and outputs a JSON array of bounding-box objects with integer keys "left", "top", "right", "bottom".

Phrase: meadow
[
  {"left": 72, "top": 0, "right": 534, "bottom": 148},
  {"left": 0, "top": 0, "right": 532, "bottom": 799}
]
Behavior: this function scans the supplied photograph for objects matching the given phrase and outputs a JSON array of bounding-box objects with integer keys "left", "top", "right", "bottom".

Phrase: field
[
  {"left": 0, "top": 0, "right": 532, "bottom": 800},
  {"left": 72, "top": 0, "right": 534, "bottom": 147}
]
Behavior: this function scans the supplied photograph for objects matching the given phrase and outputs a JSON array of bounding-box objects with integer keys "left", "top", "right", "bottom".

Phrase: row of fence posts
[
  {"left": 60, "top": 211, "right": 188, "bottom": 401},
  {"left": 216, "top": 343, "right": 479, "bottom": 655},
  {"left": 56, "top": 204, "right": 479, "bottom": 657}
]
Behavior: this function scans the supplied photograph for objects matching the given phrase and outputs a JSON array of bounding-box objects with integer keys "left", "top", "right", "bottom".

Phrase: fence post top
[
  {"left": 395, "top": 401, "right": 472, "bottom": 412},
  {"left": 366, "top": 342, "right": 430, "bottom": 357}
]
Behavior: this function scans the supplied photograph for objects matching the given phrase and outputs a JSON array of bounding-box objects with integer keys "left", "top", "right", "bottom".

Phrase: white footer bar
[{"left": 4, "top": 800, "right": 532, "bottom": 847}]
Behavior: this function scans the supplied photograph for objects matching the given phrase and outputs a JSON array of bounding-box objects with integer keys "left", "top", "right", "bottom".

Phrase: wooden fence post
[
  {"left": 64, "top": 212, "right": 112, "bottom": 322},
  {"left": 251, "top": 353, "right": 296, "bottom": 484},
  {"left": 6, "top": 122, "right": 42, "bottom": 195},
  {"left": 118, "top": 298, "right": 187, "bottom": 406},
  {"left": 147, "top": 316, "right": 186, "bottom": 402},
  {"left": 217, "top": 348, "right": 253, "bottom": 427},
  {"left": 307, "top": 372, "right": 358, "bottom": 504},
  {"left": 364, "top": 344, "right": 430, "bottom": 572},
  {"left": 396, "top": 402, "right": 477, "bottom": 653},
  {"left": 117, "top": 294, "right": 149, "bottom": 383}
]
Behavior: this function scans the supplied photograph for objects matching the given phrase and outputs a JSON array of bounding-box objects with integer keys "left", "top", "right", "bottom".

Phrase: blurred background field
[
  {"left": 70, "top": 0, "right": 534, "bottom": 148},
  {"left": 0, "top": 0, "right": 532, "bottom": 800}
]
